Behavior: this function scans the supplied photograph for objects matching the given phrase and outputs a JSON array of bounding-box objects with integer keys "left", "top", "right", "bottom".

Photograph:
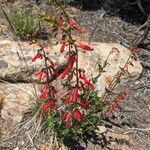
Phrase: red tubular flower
[
  {"left": 51, "top": 104, "right": 57, "bottom": 111},
  {"left": 47, "top": 59, "right": 58, "bottom": 76},
  {"left": 59, "top": 17, "right": 64, "bottom": 28},
  {"left": 64, "top": 96, "right": 72, "bottom": 105},
  {"left": 68, "top": 55, "right": 76, "bottom": 68},
  {"left": 108, "top": 102, "right": 118, "bottom": 115},
  {"left": 111, "top": 102, "right": 118, "bottom": 110},
  {"left": 61, "top": 111, "right": 69, "bottom": 121},
  {"left": 60, "top": 55, "right": 76, "bottom": 79},
  {"left": 60, "top": 66, "right": 70, "bottom": 79},
  {"left": 80, "top": 71, "right": 94, "bottom": 89},
  {"left": 42, "top": 100, "right": 57, "bottom": 113},
  {"left": 34, "top": 70, "right": 46, "bottom": 82},
  {"left": 44, "top": 48, "right": 49, "bottom": 55},
  {"left": 69, "top": 18, "right": 77, "bottom": 27},
  {"left": 60, "top": 40, "right": 65, "bottom": 53},
  {"left": 116, "top": 92, "right": 125, "bottom": 102},
  {"left": 47, "top": 100, "right": 54, "bottom": 107},
  {"left": 72, "top": 88, "right": 78, "bottom": 102},
  {"left": 32, "top": 53, "right": 41, "bottom": 62},
  {"left": 47, "top": 100, "right": 57, "bottom": 112},
  {"left": 69, "top": 18, "right": 82, "bottom": 33},
  {"left": 50, "top": 86, "right": 57, "bottom": 98},
  {"left": 61, "top": 111, "right": 71, "bottom": 128},
  {"left": 79, "top": 41, "right": 93, "bottom": 51},
  {"left": 39, "top": 84, "right": 48, "bottom": 99},
  {"left": 125, "top": 64, "right": 131, "bottom": 77},
  {"left": 73, "top": 108, "right": 83, "bottom": 121},
  {"left": 50, "top": 65, "right": 59, "bottom": 77},
  {"left": 42, "top": 103, "right": 47, "bottom": 113},
  {"left": 60, "top": 91, "right": 71, "bottom": 99},
  {"left": 39, "top": 89, "right": 47, "bottom": 99},
  {"left": 66, "top": 113, "right": 71, "bottom": 128},
  {"left": 74, "top": 26, "right": 82, "bottom": 33},
  {"left": 79, "top": 98, "right": 89, "bottom": 109}
]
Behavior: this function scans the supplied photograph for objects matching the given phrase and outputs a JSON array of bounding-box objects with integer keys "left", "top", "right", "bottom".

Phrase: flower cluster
[
  {"left": 102, "top": 47, "right": 139, "bottom": 116},
  {"left": 31, "top": 1, "right": 141, "bottom": 136},
  {"left": 32, "top": 16, "right": 94, "bottom": 128}
]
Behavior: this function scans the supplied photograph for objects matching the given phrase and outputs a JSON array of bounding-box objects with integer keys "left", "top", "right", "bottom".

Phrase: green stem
[
  {"left": 42, "top": 48, "right": 51, "bottom": 97},
  {"left": 55, "top": 1, "right": 69, "bottom": 21},
  {"left": 102, "top": 49, "right": 134, "bottom": 101}
]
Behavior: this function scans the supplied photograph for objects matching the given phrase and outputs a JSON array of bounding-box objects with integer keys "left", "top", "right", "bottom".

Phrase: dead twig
[
  {"left": 26, "top": 133, "right": 37, "bottom": 150},
  {"left": 112, "top": 0, "right": 148, "bottom": 17},
  {"left": 124, "top": 127, "right": 150, "bottom": 135},
  {"left": 134, "top": 14, "right": 150, "bottom": 46},
  {"left": 32, "top": 114, "right": 43, "bottom": 139},
  {"left": 0, "top": 134, "right": 18, "bottom": 143},
  {"left": 137, "top": 14, "right": 150, "bottom": 31},
  {"left": 137, "top": 0, "right": 148, "bottom": 17}
]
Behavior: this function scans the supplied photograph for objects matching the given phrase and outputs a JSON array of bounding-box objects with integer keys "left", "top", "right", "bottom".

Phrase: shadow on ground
[
  {"left": 63, "top": 132, "right": 107, "bottom": 150},
  {"left": 66, "top": 0, "right": 150, "bottom": 24}
]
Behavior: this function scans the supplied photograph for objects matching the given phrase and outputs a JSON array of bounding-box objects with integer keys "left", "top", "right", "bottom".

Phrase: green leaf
[
  {"left": 92, "top": 75, "right": 100, "bottom": 84},
  {"left": 98, "top": 64, "right": 106, "bottom": 74},
  {"left": 46, "top": 116, "right": 55, "bottom": 130},
  {"left": 105, "top": 87, "right": 112, "bottom": 94},
  {"left": 115, "top": 76, "right": 121, "bottom": 83},
  {"left": 119, "top": 67, "right": 127, "bottom": 75}
]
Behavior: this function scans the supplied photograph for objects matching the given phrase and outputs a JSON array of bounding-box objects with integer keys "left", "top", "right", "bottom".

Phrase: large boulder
[
  {"left": 0, "top": 39, "right": 65, "bottom": 82},
  {"left": 0, "top": 39, "right": 42, "bottom": 82},
  {"left": 0, "top": 39, "right": 142, "bottom": 96}
]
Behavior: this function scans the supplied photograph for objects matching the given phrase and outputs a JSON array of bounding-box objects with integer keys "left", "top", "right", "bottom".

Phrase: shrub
[
  {"left": 31, "top": 0, "right": 139, "bottom": 145},
  {"left": 9, "top": 8, "right": 40, "bottom": 39}
]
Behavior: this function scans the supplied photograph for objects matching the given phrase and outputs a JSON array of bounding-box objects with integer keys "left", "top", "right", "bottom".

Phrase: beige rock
[
  {"left": 0, "top": 118, "right": 13, "bottom": 139},
  {"left": 40, "top": 143, "right": 54, "bottom": 150},
  {"left": 0, "top": 40, "right": 142, "bottom": 96},
  {"left": 0, "top": 83, "right": 37, "bottom": 123},
  {"left": 2, "top": 92, "right": 31, "bottom": 123},
  {"left": 78, "top": 42, "right": 143, "bottom": 96},
  {"left": 39, "top": 143, "right": 67, "bottom": 150},
  {"left": 0, "top": 39, "right": 66, "bottom": 82},
  {"left": 13, "top": 147, "right": 19, "bottom": 150},
  {"left": 96, "top": 125, "right": 107, "bottom": 134},
  {"left": 0, "top": 39, "right": 41, "bottom": 81},
  {"left": 0, "top": 90, "right": 6, "bottom": 111}
]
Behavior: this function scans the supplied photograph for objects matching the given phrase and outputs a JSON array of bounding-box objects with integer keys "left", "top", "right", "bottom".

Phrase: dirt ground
[{"left": 0, "top": 0, "right": 150, "bottom": 150}]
